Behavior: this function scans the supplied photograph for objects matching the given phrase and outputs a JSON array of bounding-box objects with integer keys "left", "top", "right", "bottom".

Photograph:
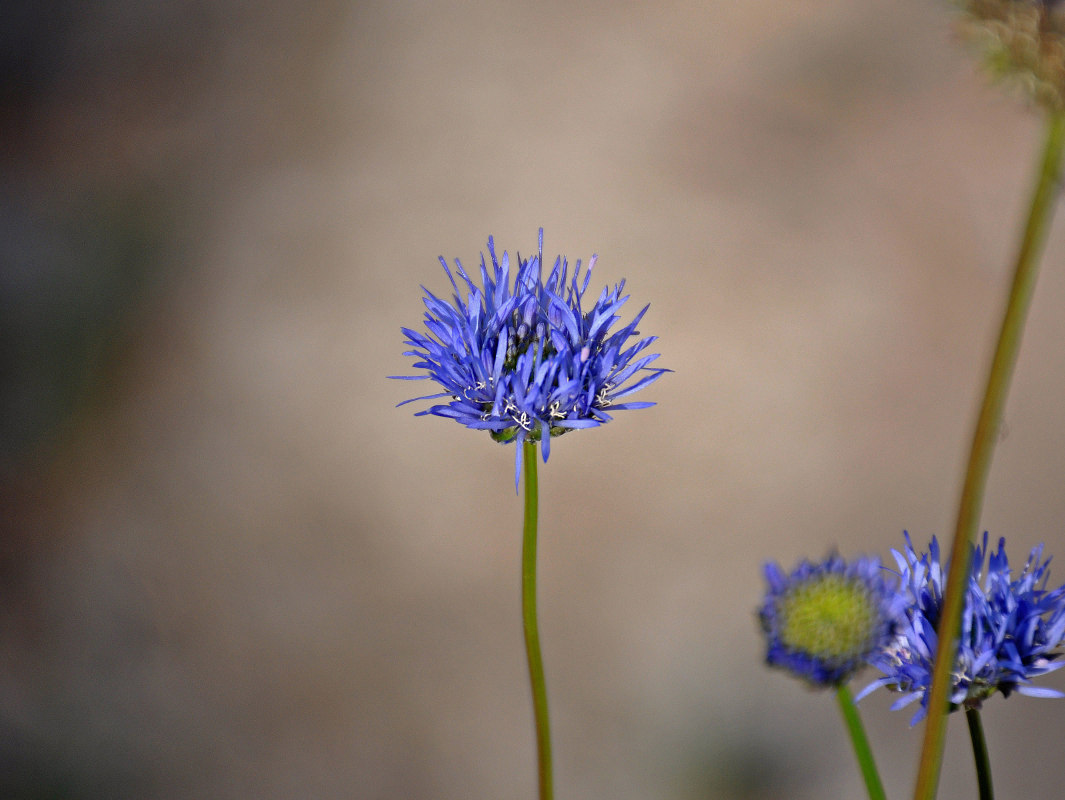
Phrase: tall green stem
[
  {"left": 966, "top": 708, "right": 994, "bottom": 800},
  {"left": 835, "top": 683, "right": 888, "bottom": 800},
  {"left": 912, "top": 110, "right": 1065, "bottom": 800},
  {"left": 522, "top": 442, "right": 553, "bottom": 800}
]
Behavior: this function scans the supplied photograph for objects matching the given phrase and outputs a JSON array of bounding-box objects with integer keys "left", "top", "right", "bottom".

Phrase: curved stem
[
  {"left": 912, "top": 109, "right": 1065, "bottom": 800},
  {"left": 522, "top": 442, "right": 553, "bottom": 800},
  {"left": 966, "top": 708, "right": 994, "bottom": 800},
  {"left": 835, "top": 683, "right": 888, "bottom": 800}
]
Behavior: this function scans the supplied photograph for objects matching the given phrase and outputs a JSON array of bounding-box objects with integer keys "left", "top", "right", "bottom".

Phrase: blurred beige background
[{"left": 3, "top": 1, "right": 1065, "bottom": 798}]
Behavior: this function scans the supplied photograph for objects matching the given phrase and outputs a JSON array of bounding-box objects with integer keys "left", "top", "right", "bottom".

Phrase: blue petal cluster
[
  {"left": 393, "top": 231, "right": 667, "bottom": 486},
  {"left": 759, "top": 553, "right": 905, "bottom": 687},
  {"left": 859, "top": 532, "right": 1065, "bottom": 724}
]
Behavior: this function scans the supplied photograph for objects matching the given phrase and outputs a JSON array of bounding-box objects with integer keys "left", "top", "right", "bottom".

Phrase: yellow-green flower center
[{"left": 778, "top": 575, "right": 877, "bottom": 661}]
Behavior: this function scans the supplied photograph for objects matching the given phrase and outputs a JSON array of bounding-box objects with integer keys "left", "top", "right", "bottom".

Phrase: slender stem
[
  {"left": 835, "top": 683, "right": 888, "bottom": 800},
  {"left": 522, "top": 442, "right": 553, "bottom": 800},
  {"left": 912, "top": 110, "right": 1065, "bottom": 800},
  {"left": 966, "top": 708, "right": 994, "bottom": 800}
]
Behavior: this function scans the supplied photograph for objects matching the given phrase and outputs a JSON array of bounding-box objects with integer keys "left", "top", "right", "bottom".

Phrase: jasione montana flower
[
  {"left": 858, "top": 532, "right": 1065, "bottom": 724},
  {"left": 758, "top": 553, "right": 906, "bottom": 687},
  {"left": 393, "top": 231, "right": 668, "bottom": 486}
]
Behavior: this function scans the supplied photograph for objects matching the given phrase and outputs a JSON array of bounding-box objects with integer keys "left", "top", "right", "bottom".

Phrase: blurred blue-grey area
[{"left": 3, "top": 1, "right": 1065, "bottom": 798}]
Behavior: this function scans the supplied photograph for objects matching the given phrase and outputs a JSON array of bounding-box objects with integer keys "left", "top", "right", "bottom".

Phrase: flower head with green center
[
  {"left": 392, "top": 231, "right": 668, "bottom": 488},
  {"left": 759, "top": 553, "right": 906, "bottom": 687},
  {"left": 958, "top": 0, "right": 1065, "bottom": 109},
  {"left": 857, "top": 531, "right": 1065, "bottom": 724}
]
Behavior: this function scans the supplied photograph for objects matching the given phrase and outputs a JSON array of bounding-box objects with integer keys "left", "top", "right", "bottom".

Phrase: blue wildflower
[
  {"left": 858, "top": 532, "right": 1065, "bottom": 725},
  {"left": 759, "top": 553, "right": 905, "bottom": 687},
  {"left": 392, "top": 231, "right": 668, "bottom": 487}
]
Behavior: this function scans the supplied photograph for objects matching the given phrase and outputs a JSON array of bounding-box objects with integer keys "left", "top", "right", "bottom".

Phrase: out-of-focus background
[{"left": 3, "top": 0, "right": 1065, "bottom": 798}]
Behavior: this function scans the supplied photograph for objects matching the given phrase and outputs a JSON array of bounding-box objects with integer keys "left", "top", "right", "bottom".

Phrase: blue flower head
[
  {"left": 759, "top": 553, "right": 905, "bottom": 687},
  {"left": 859, "top": 532, "right": 1065, "bottom": 725},
  {"left": 393, "top": 231, "right": 668, "bottom": 488}
]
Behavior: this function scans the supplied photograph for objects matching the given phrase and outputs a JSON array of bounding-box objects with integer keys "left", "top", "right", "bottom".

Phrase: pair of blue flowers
[{"left": 760, "top": 532, "right": 1065, "bottom": 722}]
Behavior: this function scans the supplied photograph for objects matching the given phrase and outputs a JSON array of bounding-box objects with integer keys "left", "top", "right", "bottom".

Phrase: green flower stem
[
  {"left": 912, "top": 109, "right": 1065, "bottom": 800},
  {"left": 522, "top": 442, "right": 553, "bottom": 800},
  {"left": 835, "top": 683, "right": 888, "bottom": 800},
  {"left": 966, "top": 708, "right": 993, "bottom": 800}
]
